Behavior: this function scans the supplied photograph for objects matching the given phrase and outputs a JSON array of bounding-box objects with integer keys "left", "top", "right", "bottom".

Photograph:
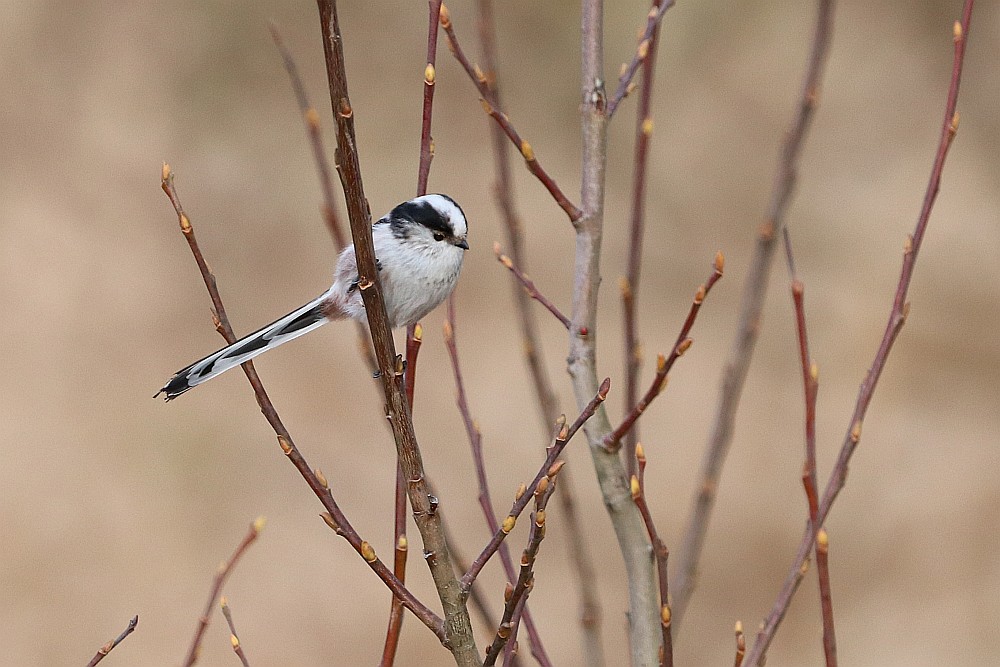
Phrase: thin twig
[
  {"left": 495, "top": 243, "right": 571, "bottom": 330},
  {"left": 220, "top": 598, "right": 251, "bottom": 667},
  {"left": 483, "top": 472, "right": 561, "bottom": 666},
  {"left": 161, "top": 167, "right": 445, "bottom": 643},
  {"left": 86, "top": 615, "right": 138, "bottom": 667},
  {"left": 462, "top": 378, "right": 610, "bottom": 588},
  {"left": 440, "top": 6, "right": 582, "bottom": 222},
  {"left": 671, "top": 0, "right": 836, "bottom": 626},
  {"left": 743, "top": 4, "right": 975, "bottom": 663},
  {"left": 605, "top": 255, "right": 724, "bottom": 452},
  {"left": 443, "top": 299, "right": 551, "bottom": 666},
  {"left": 733, "top": 621, "right": 746, "bottom": 667},
  {"left": 782, "top": 229, "right": 837, "bottom": 665},
  {"left": 621, "top": 0, "right": 668, "bottom": 480},
  {"left": 630, "top": 445, "right": 672, "bottom": 667},
  {"left": 315, "top": 2, "right": 478, "bottom": 662},
  {"left": 182, "top": 518, "right": 264, "bottom": 667},
  {"left": 417, "top": 0, "right": 444, "bottom": 195},
  {"left": 606, "top": 0, "right": 676, "bottom": 118}
]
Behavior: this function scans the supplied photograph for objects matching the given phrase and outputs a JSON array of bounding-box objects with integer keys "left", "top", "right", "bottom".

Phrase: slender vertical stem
[{"left": 316, "top": 2, "right": 477, "bottom": 663}]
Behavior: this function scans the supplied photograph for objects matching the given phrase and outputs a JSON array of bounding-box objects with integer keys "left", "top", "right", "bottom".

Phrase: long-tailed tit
[{"left": 157, "top": 193, "right": 469, "bottom": 400}]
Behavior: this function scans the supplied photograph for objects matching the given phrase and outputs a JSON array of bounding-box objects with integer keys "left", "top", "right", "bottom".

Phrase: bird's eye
[{"left": 433, "top": 232, "right": 445, "bottom": 242}]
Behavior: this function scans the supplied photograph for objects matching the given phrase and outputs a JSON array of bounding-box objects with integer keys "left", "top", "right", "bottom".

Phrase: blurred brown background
[{"left": 2, "top": 1, "right": 997, "bottom": 664}]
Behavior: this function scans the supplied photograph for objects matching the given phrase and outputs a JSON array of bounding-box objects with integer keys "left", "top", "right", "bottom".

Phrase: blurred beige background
[{"left": 2, "top": 1, "right": 997, "bottom": 665}]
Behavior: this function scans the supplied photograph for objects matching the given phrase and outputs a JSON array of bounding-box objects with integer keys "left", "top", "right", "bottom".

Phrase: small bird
[{"left": 157, "top": 193, "right": 469, "bottom": 400}]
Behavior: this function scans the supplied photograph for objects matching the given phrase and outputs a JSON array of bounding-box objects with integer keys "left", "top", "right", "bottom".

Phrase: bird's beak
[{"left": 454, "top": 238, "right": 470, "bottom": 250}]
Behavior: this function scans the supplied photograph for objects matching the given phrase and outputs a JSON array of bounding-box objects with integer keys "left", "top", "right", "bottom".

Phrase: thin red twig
[
  {"left": 782, "top": 229, "right": 837, "bottom": 666},
  {"left": 182, "top": 518, "right": 263, "bottom": 667},
  {"left": 606, "top": 0, "right": 676, "bottom": 117},
  {"left": 86, "top": 615, "right": 138, "bottom": 667},
  {"left": 743, "top": 4, "right": 975, "bottom": 663},
  {"left": 604, "top": 254, "right": 724, "bottom": 452},
  {"left": 462, "top": 378, "right": 610, "bottom": 588},
  {"left": 622, "top": 0, "right": 667, "bottom": 480},
  {"left": 495, "top": 243, "right": 571, "bottom": 330},
  {"left": 440, "top": 6, "right": 582, "bottom": 222},
  {"left": 417, "top": 0, "right": 444, "bottom": 195}
]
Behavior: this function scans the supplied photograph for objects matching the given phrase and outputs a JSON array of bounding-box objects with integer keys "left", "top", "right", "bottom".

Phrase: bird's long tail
[{"left": 157, "top": 293, "right": 334, "bottom": 400}]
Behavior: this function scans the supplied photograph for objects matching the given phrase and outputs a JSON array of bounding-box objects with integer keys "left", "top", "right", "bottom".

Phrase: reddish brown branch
[
  {"left": 733, "top": 621, "right": 746, "bottom": 667},
  {"left": 495, "top": 243, "right": 572, "bottom": 330},
  {"left": 182, "top": 518, "right": 263, "bottom": 667},
  {"left": 220, "top": 598, "right": 251, "bottom": 667},
  {"left": 743, "top": 3, "right": 975, "bottom": 663},
  {"left": 606, "top": 0, "right": 676, "bottom": 117},
  {"left": 621, "top": 0, "right": 668, "bottom": 481},
  {"left": 672, "top": 0, "right": 835, "bottom": 626},
  {"left": 161, "top": 168, "right": 445, "bottom": 644},
  {"left": 605, "top": 255, "right": 723, "bottom": 452},
  {"left": 462, "top": 378, "right": 610, "bottom": 588},
  {"left": 443, "top": 299, "right": 552, "bottom": 666},
  {"left": 440, "top": 7, "right": 582, "bottom": 222},
  {"left": 630, "top": 446, "right": 673, "bottom": 667},
  {"left": 782, "top": 230, "right": 837, "bottom": 666},
  {"left": 417, "top": 1, "right": 444, "bottom": 195},
  {"left": 86, "top": 615, "right": 138, "bottom": 667},
  {"left": 483, "top": 472, "right": 561, "bottom": 666}
]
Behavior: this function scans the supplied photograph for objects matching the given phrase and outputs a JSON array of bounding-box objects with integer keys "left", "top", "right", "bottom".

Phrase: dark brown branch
[
  {"left": 606, "top": 0, "right": 676, "bottom": 118},
  {"left": 86, "top": 615, "right": 138, "bottom": 667},
  {"left": 605, "top": 255, "right": 724, "bottom": 452},
  {"left": 440, "top": 7, "right": 582, "bottom": 222},
  {"left": 182, "top": 518, "right": 263, "bottom": 667},
  {"left": 495, "top": 243, "right": 571, "bottom": 330},
  {"left": 743, "top": 4, "right": 975, "bottom": 663},
  {"left": 782, "top": 230, "right": 837, "bottom": 666},
  {"left": 483, "top": 472, "right": 561, "bottom": 666},
  {"left": 443, "top": 300, "right": 551, "bottom": 666},
  {"left": 161, "top": 168, "right": 445, "bottom": 644},
  {"left": 462, "top": 378, "right": 610, "bottom": 588},
  {"left": 220, "top": 598, "right": 251, "bottom": 667},
  {"left": 672, "top": 0, "right": 835, "bottom": 626},
  {"left": 630, "top": 445, "right": 672, "bottom": 667},
  {"left": 316, "top": 2, "right": 478, "bottom": 663}
]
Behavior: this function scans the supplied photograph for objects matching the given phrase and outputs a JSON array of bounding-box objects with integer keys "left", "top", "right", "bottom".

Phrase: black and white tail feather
[{"left": 157, "top": 194, "right": 469, "bottom": 400}]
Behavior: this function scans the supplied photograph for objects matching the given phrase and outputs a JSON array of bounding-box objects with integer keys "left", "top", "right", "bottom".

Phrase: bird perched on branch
[{"left": 157, "top": 193, "right": 469, "bottom": 400}]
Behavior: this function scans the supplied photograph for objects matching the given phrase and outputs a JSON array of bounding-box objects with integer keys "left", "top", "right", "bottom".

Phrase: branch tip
[
  {"left": 715, "top": 250, "right": 725, "bottom": 274},
  {"left": 630, "top": 475, "right": 641, "bottom": 499},
  {"left": 252, "top": 515, "right": 266, "bottom": 533}
]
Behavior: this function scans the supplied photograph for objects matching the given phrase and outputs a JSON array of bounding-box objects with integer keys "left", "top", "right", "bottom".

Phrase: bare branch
[
  {"left": 86, "top": 615, "right": 138, "bottom": 667},
  {"left": 606, "top": 255, "right": 724, "bottom": 453},
  {"left": 606, "top": 0, "right": 676, "bottom": 117},
  {"left": 672, "top": 0, "right": 836, "bottom": 625},
  {"left": 744, "top": 3, "right": 975, "bottom": 662},
  {"left": 183, "top": 518, "right": 263, "bottom": 667},
  {"left": 440, "top": 6, "right": 582, "bottom": 222},
  {"left": 495, "top": 243, "right": 571, "bottom": 330},
  {"left": 220, "top": 598, "right": 251, "bottom": 667}
]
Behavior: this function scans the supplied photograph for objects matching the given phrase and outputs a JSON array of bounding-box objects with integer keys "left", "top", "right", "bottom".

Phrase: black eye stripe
[{"left": 393, "top": 201, "right": 453, "bottom": 236}]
